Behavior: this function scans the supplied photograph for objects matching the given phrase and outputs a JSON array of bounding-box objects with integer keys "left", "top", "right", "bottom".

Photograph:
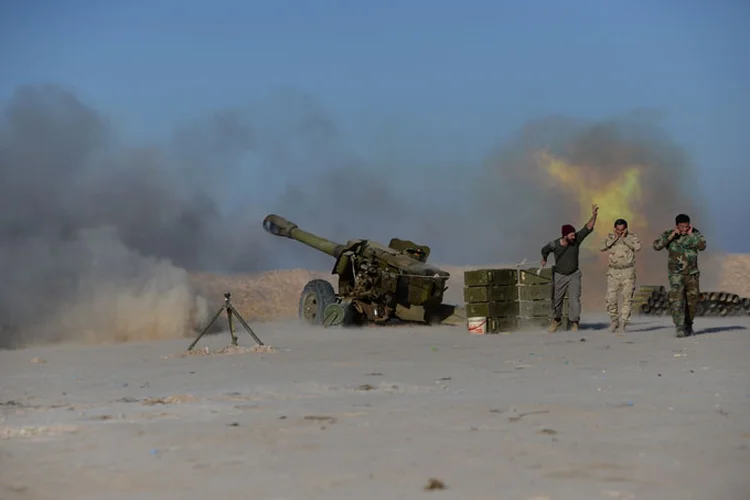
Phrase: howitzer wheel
[{"left": 299, "top": 279, "right": 338, "bottom": 326}]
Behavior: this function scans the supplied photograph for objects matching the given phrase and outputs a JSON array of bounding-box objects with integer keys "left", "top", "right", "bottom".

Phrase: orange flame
[{"left": 533, "top": 151, "right": 646, "bottom": 250}]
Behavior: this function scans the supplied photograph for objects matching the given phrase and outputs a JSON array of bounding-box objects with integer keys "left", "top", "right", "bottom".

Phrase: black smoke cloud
[{"left": 0, "top": 85, "right": 711, "bottom": 348}]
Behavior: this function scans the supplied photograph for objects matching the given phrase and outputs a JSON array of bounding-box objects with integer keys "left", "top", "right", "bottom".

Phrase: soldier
[
  {"left": 540, "top": 204, "right": 599, "bottom": 333},
  {"left": 652, "top": 213, "right": 707, "bottom": 337},
  {"left": 600, "top": 218, "right": 641, "bottom": 333}
]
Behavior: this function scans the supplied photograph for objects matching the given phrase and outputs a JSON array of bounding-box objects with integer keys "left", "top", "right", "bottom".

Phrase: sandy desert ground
[{"left": 2, "top": 310, "right": 749, "bottom": 500}]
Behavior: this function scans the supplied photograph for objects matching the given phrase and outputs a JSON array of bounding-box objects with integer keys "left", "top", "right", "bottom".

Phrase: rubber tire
[{"left": 298, "top": 279, "right": 337, "bottom": 325}]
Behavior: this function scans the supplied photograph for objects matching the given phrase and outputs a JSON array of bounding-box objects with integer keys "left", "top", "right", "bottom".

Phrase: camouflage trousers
[
  {"left": 668, "top": 272, "right": 700, "bottom": 329},
  {"left": 605, "top": 267, "right": 636, "bottom": 324}
]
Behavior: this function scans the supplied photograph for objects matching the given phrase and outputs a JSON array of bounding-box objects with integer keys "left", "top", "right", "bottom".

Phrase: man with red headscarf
[{"left": 540, "top": 204, "right": 599, "bottom": 332}]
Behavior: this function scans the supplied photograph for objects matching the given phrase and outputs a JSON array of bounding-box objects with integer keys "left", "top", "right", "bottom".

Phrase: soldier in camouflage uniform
[
  {"left": 600, "top": 218, "right": 641, "bottom": 333},
  {"left": 653, "top": 213, "right": 707, "bottom": 337}
]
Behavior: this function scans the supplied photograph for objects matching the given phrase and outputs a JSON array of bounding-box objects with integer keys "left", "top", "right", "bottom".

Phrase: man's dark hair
[
  {"left": 614, "top": 218, "right": 628, "bottom": 228},
  {"left": 675, "top": 213, "right": 691, "bottom": 224}
]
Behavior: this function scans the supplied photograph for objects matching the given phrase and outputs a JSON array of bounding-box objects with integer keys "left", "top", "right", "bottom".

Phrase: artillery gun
[{"left": 262, "top": 214, "right": 465, "bottom": 327}]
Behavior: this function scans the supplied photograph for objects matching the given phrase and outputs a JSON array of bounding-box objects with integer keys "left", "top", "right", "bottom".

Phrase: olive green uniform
[{"left": 652, "top": 228, "right": 707, "bottom": 336}]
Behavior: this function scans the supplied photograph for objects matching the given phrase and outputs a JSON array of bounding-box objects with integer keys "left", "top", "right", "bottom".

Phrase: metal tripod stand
[{"left": 187, "top": 292, "right": 264, "bottom": 351}]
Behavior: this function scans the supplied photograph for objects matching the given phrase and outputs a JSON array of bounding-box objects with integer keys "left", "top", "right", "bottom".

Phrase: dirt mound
[
  {"left": 190, "top": 255, "right": 750, "bottom": 324},
  {"left": 717, "top": 254, "right": 750, "bottom": 298},
  {"left": 189, "top": 269, "right": 334, "bottom": 322}
]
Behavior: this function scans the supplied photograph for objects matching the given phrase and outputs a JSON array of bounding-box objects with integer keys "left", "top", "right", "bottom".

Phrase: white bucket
[{"left": 467, "top": 317, "right": 487, "bottom": 335}]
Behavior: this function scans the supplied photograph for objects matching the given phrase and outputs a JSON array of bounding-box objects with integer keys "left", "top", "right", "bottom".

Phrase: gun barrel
[{"left": 262, "top": 214, "right": 345, "bottom": 258}]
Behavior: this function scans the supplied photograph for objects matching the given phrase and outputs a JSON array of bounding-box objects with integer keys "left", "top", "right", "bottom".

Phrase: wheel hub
[{"left": 302, "top": 293, "right": 318, "bottom": 321}]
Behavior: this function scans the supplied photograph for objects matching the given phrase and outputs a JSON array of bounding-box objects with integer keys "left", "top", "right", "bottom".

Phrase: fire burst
[{"left": 533, "top": 150, "right": 645, "bottom": 249}]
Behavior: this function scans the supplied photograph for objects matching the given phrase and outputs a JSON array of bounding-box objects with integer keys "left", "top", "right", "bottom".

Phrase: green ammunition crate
[
  {"left": 464, "top": 283, "right": 552, "bottom": 303},
  {"left": 463, "top": 267, "right": 553, "bottom": 287},
  {"left": 463, "top": 267, "right": 573, "bottom": 334},
  {"left": 466, "top": 299, "right": 552, "bottom": 318}
]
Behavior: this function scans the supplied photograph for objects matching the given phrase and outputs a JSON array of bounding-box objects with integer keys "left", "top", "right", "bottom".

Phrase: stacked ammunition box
[
  {"left": 634, "top": 285, "right": 750, "bottom": 317},
  {"left": 463, "top": 267, "right": 569, "bottom": 333}
]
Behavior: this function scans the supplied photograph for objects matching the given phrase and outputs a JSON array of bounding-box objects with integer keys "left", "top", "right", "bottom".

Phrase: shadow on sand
[
  {"left": 694, "top": 325, "right": 747, "bottom": 335},
  {"left": 554, "top": 320, "right": 746, "bottom": 335},
  {"left": 579, "top": 321, "right": 661, "bottom": 332},
  {"left": 627, "top": 325, "right": 665, "bottom": 332},
  {"left": 621, "top": 323, "right": 746, "bottom": 335},
  {"left": 579, "top": 322, "right": 610, "bottom": 331}
]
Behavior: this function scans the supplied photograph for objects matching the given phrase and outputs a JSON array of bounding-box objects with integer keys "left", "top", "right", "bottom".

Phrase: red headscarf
[{"left": 561, "top": 224, "right": 576, "bottom": 237}]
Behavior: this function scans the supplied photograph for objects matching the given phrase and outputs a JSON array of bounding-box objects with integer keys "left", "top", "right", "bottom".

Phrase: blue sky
[{"left": 2, "top": 0, "right": 749, "bottom": 252}]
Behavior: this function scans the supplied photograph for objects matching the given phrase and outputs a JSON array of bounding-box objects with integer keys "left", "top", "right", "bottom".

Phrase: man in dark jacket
[{"left": 540, "top": 204, "right": 599, "bottom": 332}]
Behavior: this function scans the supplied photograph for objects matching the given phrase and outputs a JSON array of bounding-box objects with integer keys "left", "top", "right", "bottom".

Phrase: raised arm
[
  {"left": 653, "top": 230, "right": 672, "bottom": 251},
  {"left": 577, "top": 204, "right": 599, "bottom": 243},
  {"left": 687, "top": 228, "right": 707, "bottom": 251},
  {"left": 623, "top": 233, "right": 641, "bottom": 252},
  {"left": 586, "top": 204, "right": 599, "bottom": 231},
  {"left": 600, "top": 233, "right": 617, "bottom": 252}
]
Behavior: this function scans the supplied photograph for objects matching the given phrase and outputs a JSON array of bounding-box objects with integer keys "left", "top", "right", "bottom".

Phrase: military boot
[
  {"left": 675, "top": 326, "right": 686, "bottom": 338},
  {"left": 608, "top": 320, "right": 618, "bottom": 333},
  {"left": 570, "top": 321, "right": 579, "bottom": 332},
  {"left": 548, "top": 319, "right": 561, "bottom": 333},
  {"left": 617, "top": 322, "right": 627, "bottom": 335}
]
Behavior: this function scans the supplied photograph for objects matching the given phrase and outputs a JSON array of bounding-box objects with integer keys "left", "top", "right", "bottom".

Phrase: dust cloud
[
  {"left": 0, "top": 85, "right": 268, "bottom": 348},
  {"left": 0, "top": 85, "right": 713, "bottom": 348}
]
